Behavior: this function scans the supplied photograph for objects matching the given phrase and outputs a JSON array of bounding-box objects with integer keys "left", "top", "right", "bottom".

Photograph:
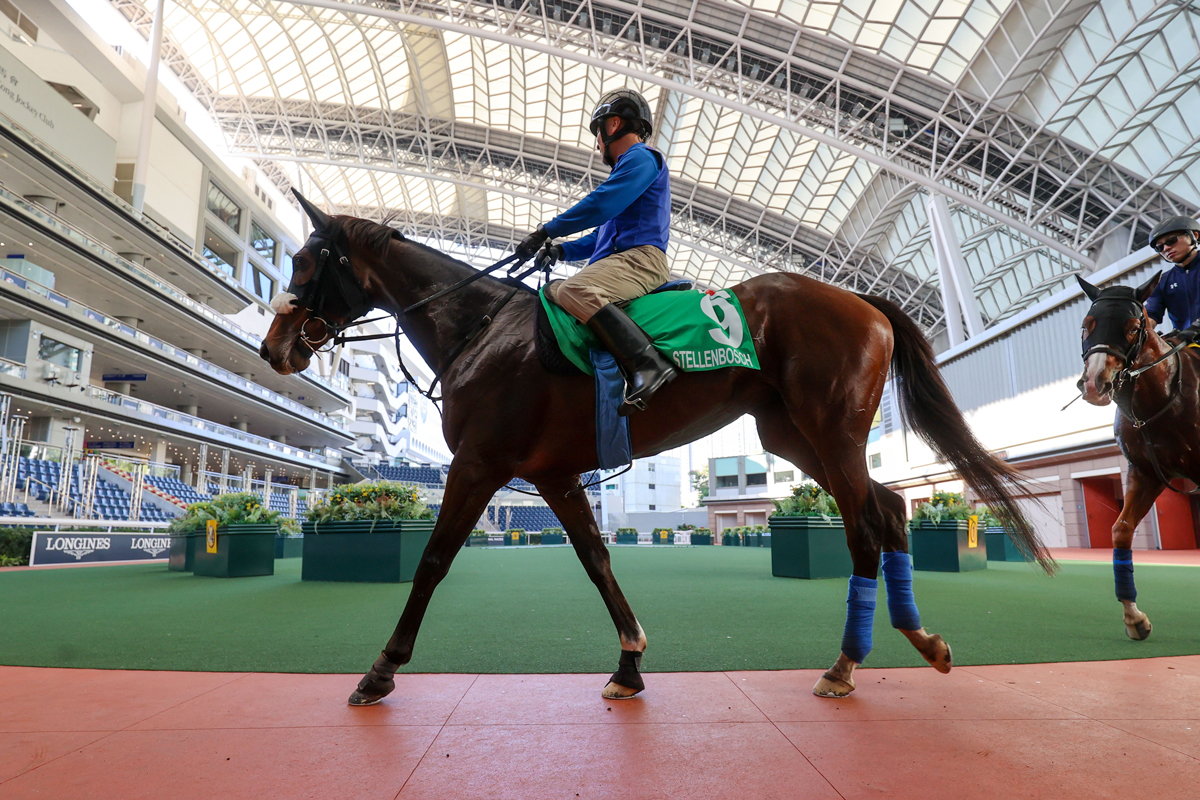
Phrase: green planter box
[
  {"left": 689, "top": 533, "right": 713, "bottom": 545},
  {"left": 540, "top": 533, "right": 565, "bottom": 545},
  {"left": 723, "top": 533, "right": 742, "bottom": 547},
  {"left": 910, "top": 520, "right": 987, "bottom": 572},
  {"left": 615, "top": 532, "right": 639, "bottom": 544},
  {"left": 193, "top": 524, "right": 278, "bottom": 578},
  {"left": 985, "top": 526, "right": 1025, "bottom": 562},
  {"left": 465, "top": 535, "right": 489, "bottom": 548},
  {"left": 502, "top": 532, "right": 528, "bottom": 546},
  {"left": 168, "top": 533, "right": 201, "bottom": 572},
  {"left": 761, "top": 533, "right": 772, "bottom": 549},
  {"left": 650, "top": 531, "right": 673, "bottom": 545},
  {"left": 301, "top": 520, "right": 435, "bottom": 582},
  {"left": 770, "top": 516, "right": 851, "bottom": 579},
  {"left": 745, "top": 532, "right": 762, "bottom": 548},
  {"left": 275, "top": 535, "right": 304, "bottom": 559}
]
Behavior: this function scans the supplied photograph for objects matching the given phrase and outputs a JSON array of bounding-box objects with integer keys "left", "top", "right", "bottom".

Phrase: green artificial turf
[{"left": 2, "top": 547, "right": 1198, "bottom": 674}]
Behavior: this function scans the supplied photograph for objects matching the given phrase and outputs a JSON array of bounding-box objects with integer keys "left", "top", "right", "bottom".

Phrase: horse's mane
[{"left": 340, "top": 215, "right": 511, "bottom": 285}]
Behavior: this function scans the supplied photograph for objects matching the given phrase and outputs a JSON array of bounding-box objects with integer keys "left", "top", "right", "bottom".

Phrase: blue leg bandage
[
  {"left": 841, "top": 575, "right": 878, "bottom": 664},
  {"left": 881, "top": 551, "right": 921, "bottom": 631},
  {"left": 1113, "top": 548, "right": 1137, "bottom": 602}
]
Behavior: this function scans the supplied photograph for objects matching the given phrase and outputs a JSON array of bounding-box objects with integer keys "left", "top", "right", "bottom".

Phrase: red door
[
  {"left": 1080, "top": 477, "right": 1122, "bottom": 549},
  {"left": 1156, "top": 485, "right": 1197, "bottom": 549}
]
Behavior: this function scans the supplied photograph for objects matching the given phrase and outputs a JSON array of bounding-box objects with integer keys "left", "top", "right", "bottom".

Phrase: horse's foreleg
[
  {"left": 535, "top": 475, "right": 647, "bottom": 700},
  {"left": 874, "top": 481, "right": 951, "bottom": 673},
  {"left": 349, "top": 460, "right": 508, "bottom": 706},
  {"left": 1112, "top": 467, "right": 1163, "bottom": 641}
]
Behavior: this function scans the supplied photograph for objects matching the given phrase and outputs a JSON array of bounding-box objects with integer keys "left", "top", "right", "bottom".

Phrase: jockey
[
  {"left": 1144, "top": 215, "right": 1200, "bottom": 339},
  {"left": 515, "top": 88, "right": 678, "bottom": 414}
]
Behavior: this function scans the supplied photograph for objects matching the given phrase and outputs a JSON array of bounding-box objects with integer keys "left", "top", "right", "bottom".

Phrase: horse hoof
[
  {"left": 348, "top": 690, "right": 386, "bottom": 706},
  {"left": 601, "top": 681, "right": 643, "bottom": 699},
  {"left": 925, "top": 634, "right": 953, "bottom": 674},
  {"left": 1125, "top": 618, "right": 1152, "bottom": 641},
  {"left": 812, "top": 673, "right": 855, "bottom": 698}
]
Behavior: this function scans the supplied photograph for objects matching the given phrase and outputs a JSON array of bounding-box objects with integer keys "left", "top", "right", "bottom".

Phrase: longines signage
[{"left": 30, "top": 531, "right": 172, "bottom": 565}]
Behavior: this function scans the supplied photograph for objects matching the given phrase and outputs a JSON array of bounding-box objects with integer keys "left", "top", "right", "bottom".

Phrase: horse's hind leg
[
  {"left": 1112, "top": 466, "right": 1162, "bottom": 640},
  {"left": 755, "top": 401, "right": 882, "bottom": 698},
  {"left": 350, "top": 458, "right": 508, "bottom": 706},
  {"left": 874, "top": 481, "right": 951, "bottom": 672},
  {"left": 535, "top": 475, "right": 647, "bottom": 699}
]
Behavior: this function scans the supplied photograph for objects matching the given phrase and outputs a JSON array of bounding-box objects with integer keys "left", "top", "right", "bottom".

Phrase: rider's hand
[
  {"left": 535, "top": 243, "right": 565, "bottom": 272},
  {"left": 516, "top": 224, "right": 549, "bottom": 259}
]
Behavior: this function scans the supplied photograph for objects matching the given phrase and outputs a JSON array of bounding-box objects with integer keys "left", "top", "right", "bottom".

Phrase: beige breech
[{"left": 545, "top": 245, "right": 670, "bottom": 322}]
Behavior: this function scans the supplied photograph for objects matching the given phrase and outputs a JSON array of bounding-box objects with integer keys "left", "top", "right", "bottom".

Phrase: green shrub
[
  {"left": 306, "top": 481, "right": 431, "bottom": 523},
  {"left": 471, "top": 528, "right": 486, "bottom": 536},
  {"left": 167, "top": 493, "right": 280, "bottom": 534},
  {"left": 541, "top": 527, "right": 563, "bottom": 535},
  {"left": 912, "top": 491, "right": 975, "bottom": 524},
  {"left": 279, "top": 518, "right": 301, "bottom": 536},
  {"left": 616, "top": 527, "right": 638, "bottom": 535},
  {"left": 506, "top": 528, "right": 526, "bottom": 535},
  {"left": 0, "top": 527, "right": 32, "bottom": 565},
  {"left": 676, "top": 523, "right": 696, "bottom": 530},
  {"left": 771, "top": 483, "right": 840, "bottom": 519},
  {"left": 693, "top": 527, "right": 711, "bottom": 537}
]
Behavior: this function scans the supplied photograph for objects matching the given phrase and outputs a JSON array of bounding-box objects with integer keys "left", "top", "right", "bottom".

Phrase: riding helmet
[
  {"left": 1148, "top": 215, "right": 1200, "bottom": 246},
  {"left": 589, "top": 88, "right": 654, "bottom": 139}
]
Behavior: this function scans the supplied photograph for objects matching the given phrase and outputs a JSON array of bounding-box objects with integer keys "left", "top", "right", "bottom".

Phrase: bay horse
[
  {"left": 261, "top": 192, "right": 1052, "bottom": 706},
  {"left": 1078, "top": 271, "right": 1200, "bottom": 640}
]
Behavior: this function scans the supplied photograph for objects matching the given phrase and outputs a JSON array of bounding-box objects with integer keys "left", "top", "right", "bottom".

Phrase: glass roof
[{"left": 109, "top": 0, "right": 1200, "bottom": 338}]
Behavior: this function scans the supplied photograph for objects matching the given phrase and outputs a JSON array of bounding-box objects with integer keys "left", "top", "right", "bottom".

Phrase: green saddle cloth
[{"left": 537, "top": 287, "right": 761, "bottom": 376}]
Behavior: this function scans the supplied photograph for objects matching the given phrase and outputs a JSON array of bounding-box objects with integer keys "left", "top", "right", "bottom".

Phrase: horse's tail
[{"left": 856, "top": 293, "right": 1057, "bottom": 575}]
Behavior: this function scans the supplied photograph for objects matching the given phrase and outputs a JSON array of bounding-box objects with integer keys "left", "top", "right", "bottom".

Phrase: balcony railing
[
  {"left": 0, "top": 154, "right": 350, "bottom": 399},
  {"left": 0, "top": 355, "right": 26, "bottom": 379},
  {"left": 82, "top": 384, "right": 344, "bottom": 469},
  {"left": 0, "top": 262, "right": 348, "bottom": 432}
]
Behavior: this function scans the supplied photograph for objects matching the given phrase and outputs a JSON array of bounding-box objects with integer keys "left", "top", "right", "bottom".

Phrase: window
[
  {"left": 648, "top": 483, "right": 655, "bottom": 490},
  {"left": 250, "top": 267, "right": 273, "bottom": 302},
  {"left": 746, "top": 473, "right": 767, "bottom": 486},
  {"left": 250, "top": 221, "right": 277, "bottom": 262},
  {"left": 870, "top": 453, "right": 882, "bottom": 469},
  {"left": 648, "top": 463, "right": 655, "bottom": 472},
  {"left": 201, "top": 227, "right": 239, "bottom": 277},
  {"left": 281, "top": 251, "right": 294, "bottom": 286},
  {"left": 605, "top": 484, "right": 616, "bottom": 490},
  {"left": 207, "top": 182, "right": 242, "bottom": 232},
  {"left": 649, "top": 505, "right": 656, "bottom": 511},
  {"left": 716, "top": 475, "right": 738, "bottom": 488},
  {"left": 774, "top": 470, "right": 794, "bottom": 483},
  {"left": 38, "top": 336, "right": 80, "bottom": 372}
]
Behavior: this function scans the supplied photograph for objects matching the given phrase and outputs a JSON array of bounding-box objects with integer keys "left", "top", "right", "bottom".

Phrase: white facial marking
[{"left": 270, "top": 292, "right": 299, "bottom": 314}]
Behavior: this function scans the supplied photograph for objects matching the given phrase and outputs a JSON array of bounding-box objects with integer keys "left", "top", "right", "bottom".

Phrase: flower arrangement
[
  {"left": 616, "top": 527, "right": 638, "bottom": 536},
  {"left": 305, "top": 480, "right": 432, "bottom": 523},
  {"left": 541, "top": 527, "right": 564, "bottom": 535},
  {"left": 693, "top": 527, "right": 711, "bottom": 537},
  {"left": 771, "top": 483, "right": 841, "bottom": 519},
  {"left": 167, "top": 492, "right": 281, "bottom": 533},
  {"left": 911, "top": 490, "right": 976, "bottom": 524}
]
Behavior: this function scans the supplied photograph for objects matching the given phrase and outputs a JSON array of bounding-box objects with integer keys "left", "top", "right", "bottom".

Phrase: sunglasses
[{"left": 1154, "top": 234, "right": 1190, "bottom": 252}]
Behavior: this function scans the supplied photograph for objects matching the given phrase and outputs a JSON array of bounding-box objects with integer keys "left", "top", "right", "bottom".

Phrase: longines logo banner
[{"left": 30, "top": 532, "right": 172, "bottom": 565}]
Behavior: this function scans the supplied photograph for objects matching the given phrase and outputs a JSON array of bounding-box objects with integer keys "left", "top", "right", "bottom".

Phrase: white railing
[{"left": 0, "top": 182, "right": 349, "bottom": 399}]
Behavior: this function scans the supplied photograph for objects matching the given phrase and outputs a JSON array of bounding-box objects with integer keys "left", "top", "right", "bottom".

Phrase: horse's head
[
  {"left": 260, "top": 191, "right": 379, "bottom": 375},
  {"left": 1076, "top": 271, "right": 1161, "bottom": 405}
]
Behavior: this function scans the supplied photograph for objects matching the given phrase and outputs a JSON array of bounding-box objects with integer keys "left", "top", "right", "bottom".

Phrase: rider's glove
[
  {"left": 535, "top": 243, "right": 565, "bottom": 272},
  {"left": 1179, "top": 322, "right": 1200, "bottom": 344},
  {"left": 515, "top": 224, "right": 549, "bottom": 259}
]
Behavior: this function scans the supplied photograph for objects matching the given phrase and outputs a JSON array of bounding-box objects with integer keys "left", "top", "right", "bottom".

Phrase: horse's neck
[
  {"left": 375, "top": 240, "right": 510, "bottom": 374},
  {"left": 1124, "top": 335, "right": 1179, "bottom": 417}
]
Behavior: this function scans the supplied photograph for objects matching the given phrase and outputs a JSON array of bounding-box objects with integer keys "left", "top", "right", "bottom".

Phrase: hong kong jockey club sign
[{"left": 30, "top": 531, "right": 173, "bottom": 565}]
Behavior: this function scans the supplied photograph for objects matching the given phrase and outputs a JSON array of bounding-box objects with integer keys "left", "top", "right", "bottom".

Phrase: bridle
[{"left": 285, "top": 226, "right": 545, "bottom": 403}]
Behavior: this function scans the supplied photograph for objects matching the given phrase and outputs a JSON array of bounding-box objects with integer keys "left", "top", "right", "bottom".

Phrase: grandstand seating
[
  {"left": 372, "top": 464, "right": 443, "bottom": 484},
  {"left": 145, "top": 475, "right": 210, "bottom": 505},
  {"left": 12, "top": 457, "right": 176, "bottom": 521},
  {"left": 486, "top": 505, "right": 561, "bottom": 530}
]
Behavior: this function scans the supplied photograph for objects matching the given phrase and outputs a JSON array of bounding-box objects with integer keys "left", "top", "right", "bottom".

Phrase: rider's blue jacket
[
  {"left": 543, "top": 143, "right": 670, "bottom": 265},
  {"left": 1144, "top": 253, "right": 1200, "bottom": 330}
]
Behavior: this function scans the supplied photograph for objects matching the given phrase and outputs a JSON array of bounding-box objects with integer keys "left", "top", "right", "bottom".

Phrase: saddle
[{"left": 534, "top": 279, "right": 694, "bottom": 375}]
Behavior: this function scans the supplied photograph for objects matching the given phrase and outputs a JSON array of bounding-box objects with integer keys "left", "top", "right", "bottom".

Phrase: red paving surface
[
  {"left": 2, "top": 658, "right": 1198, "bottom": 799},
  {"left": 1048, "top": 547, "right": 1200, "bottom": 566}
]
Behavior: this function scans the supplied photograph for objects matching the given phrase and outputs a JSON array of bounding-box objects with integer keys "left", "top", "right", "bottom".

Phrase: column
[
  {"left": 926, "top": 193, "right": 983, "bottom": 346},
  {"left": 131, "top": 0, "right": 166, "bottom": 212}
]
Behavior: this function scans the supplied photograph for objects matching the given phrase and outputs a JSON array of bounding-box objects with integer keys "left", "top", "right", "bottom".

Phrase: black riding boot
[{"left": 586, "top": 303, "right": 679, "bottom": 415}]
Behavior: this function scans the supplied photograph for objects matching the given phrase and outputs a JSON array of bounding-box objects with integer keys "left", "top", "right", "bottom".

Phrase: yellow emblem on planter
[
  {"left": 206, "top": 519, "right": 218, "bottom": 553},
  {"left": 968, "top": 515, "right": 978, "bottom": 548}
]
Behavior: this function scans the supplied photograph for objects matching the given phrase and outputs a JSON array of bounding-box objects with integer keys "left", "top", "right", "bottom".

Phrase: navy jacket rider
[{"left": 1144, "top": 216, "right": 1200, "bottom": 332}]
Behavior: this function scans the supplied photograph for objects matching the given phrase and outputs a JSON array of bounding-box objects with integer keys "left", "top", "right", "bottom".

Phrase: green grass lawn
[{"left": 1, "top": 547, "right": 1196, "bottom": 674}]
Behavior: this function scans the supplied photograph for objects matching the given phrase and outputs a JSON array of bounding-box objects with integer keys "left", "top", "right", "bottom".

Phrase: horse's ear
[
  {"left": 1136, "top": 271, "right": 1162, "bottom": 304},
  {"left": 292, "top": 189, "right": 331, "bottom": 231},
  {"left": 1076, "top": 274, "right": 1102, "bottom": 301}
]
